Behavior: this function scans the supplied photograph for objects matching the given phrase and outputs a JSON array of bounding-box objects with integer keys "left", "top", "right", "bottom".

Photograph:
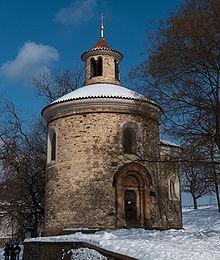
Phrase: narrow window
[
  {"left": 169, "top": 176, "right": 178, "bottom": 198},
  {"left": 170, "top": 179, "right": 175, "bottom": 195},
  {"left": 48, "top": 129, "right": 56, "bottom": 163},
  {"left": 115, "top": 59, "right": 119, "bottom": 80},
  {"left": 97, "top": 57, "right": 103, "bottom": 76},
  {"left": 90, "top": 57, "right": 102, "bottom": 77},
  {"left": 123, "top": 128, "right": 136, "bottom": 153},
  {"left": 90, "top": 58, "right": 96, "bottom": 77},
  {"left": 51, "top": 132, "right": 56, "bottom": 161}
]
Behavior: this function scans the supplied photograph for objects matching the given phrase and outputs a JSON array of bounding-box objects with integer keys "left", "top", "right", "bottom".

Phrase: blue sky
[{"left": 0, "top": 0, "right": 184, "bottom": 117}]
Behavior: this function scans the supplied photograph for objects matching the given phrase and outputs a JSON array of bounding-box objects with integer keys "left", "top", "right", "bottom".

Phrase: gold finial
[{"left": 101, "top": 13, "right": 104, "bottom": 38}]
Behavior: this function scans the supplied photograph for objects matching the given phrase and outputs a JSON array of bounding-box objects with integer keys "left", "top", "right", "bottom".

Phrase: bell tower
[{"left": 81, "top": 15, "right": 123, "bottom": 86}]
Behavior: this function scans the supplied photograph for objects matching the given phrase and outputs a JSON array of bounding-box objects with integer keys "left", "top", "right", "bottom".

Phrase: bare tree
[
  {"left": 181, "top": 143, "right": 213, "bottom": 209},
  {"left": 33, "top": 66, "right": 84, "bottom": 103},
  {"left": 0, "top": 101, "right": 46, "bottom": 239},
  {"left": 0, "top": 65, "right": 85, "bottom": 239},
  {"left": 129, "top": 0, "right": 220, "bottom": 209},
  {"left": 203, "top": 140, "right": 220, "bottom": 211},
  {"left": 130, "top": 0, "right": 219, "bottom": 149}
]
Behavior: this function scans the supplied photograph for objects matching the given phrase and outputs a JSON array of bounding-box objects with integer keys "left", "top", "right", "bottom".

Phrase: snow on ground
[{"left": 1, "top": 206, "right": 220, "bottom": 260}]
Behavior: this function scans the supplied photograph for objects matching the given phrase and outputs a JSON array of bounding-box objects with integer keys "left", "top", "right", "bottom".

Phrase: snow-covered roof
[{"left": 52, "top": 83, "right": 151, "bottom": 104}]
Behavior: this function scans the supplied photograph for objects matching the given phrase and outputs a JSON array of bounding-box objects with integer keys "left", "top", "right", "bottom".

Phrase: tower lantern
[{"left": 81, "top": 17, "right": 123, "bottom": 86}]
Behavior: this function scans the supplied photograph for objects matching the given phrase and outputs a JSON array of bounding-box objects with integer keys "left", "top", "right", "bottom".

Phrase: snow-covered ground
[{"left": 1, "top": 206, "right": 220, "bottom": 260}]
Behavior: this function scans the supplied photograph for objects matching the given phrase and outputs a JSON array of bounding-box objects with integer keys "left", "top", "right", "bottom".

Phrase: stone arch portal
[{"left": 114, "top": 164, "right": 152, "bottom": 228}]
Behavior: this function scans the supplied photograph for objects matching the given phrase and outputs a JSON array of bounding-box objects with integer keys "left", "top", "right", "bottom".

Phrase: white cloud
[
  {"left": 54, "top": 0, "right": 97, "bottom": 25},
  {"left": 1, "top": 42, "right": 59, "bottom": 82}
]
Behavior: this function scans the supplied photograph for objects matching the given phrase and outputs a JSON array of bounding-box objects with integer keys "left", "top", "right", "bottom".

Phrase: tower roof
[
  {"left": 81, "top": 38, "right": 123, "bottom": 61},
  {"left": 91, "top": 37, "right": 111, "bottom": 51}
]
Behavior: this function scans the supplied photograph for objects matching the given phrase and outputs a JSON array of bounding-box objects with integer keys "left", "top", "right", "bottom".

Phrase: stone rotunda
[{"left": 42, "top": 24, "right": 182, "bottom": 235}]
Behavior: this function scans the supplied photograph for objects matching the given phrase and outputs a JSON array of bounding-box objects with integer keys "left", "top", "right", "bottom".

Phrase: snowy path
[{"left": 1, "top": 206, "right": 220, "bottom": 260}]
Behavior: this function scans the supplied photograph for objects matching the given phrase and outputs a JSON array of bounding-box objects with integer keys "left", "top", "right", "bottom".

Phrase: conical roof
[
  {"left": 91, "top": 37, "right": 111, "bottom": 51},
  {"left": 81, "top": 37, "right": 123, "bottom": 61}
]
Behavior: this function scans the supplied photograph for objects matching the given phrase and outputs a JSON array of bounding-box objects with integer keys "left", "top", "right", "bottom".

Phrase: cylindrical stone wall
[
  {"left": 43, "top": 101, "right": 161, "bottom": 235},
  {"left": 85, "top": 54, "right": 120, "bottom": 85}
]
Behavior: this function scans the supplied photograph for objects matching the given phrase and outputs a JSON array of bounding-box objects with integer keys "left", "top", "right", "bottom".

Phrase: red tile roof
[
  {"left": 91, "top": 37, "right": 111, "bottom": 51},
  {"left": 81, "top": 37, "right": 123, "bottom": 61}
]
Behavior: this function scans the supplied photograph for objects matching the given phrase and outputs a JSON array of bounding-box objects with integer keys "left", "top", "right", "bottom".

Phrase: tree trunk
[
  {"left": 212, "top": 162, "right": 220, "bottom": 212},
  {"left": 31, "top": 226, "right": 38, "bottom": 238},
  {"left": 192, "top": 196, "right": 198, "bottom": 209},
  {"left": 31, "top": 214, "right": 39, "bottom": 238},
  {"left": 214, "top": 180, "right": 220, "bottom": 212},
  {"left": 215, "top": 98, "right": 220, "bottom": 154}
]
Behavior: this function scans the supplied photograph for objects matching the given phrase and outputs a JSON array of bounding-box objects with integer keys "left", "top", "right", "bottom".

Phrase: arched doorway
[
  {"left": 113, "top": 163, "right": 152, "bottom": 228},
  {"left": 124, "top": 190, "right": 137, "bottom": 226},
  {"left": 123, "top": 174, "right": 140, "bottom": 227}
]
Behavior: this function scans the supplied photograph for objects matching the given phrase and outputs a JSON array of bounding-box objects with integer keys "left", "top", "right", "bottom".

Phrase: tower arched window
[
  {"left": 115, "top": 59, "right": 119, "bottom": 80},
  {"left": 48, "top": 128, "right": 57, "bottom": 163},
  {"left": 97, "top": 57, "right": 103, "bottom": 76},
  {"left": 90, "top": 58, "right": 96, "bottom": 77},
  {"left": 123, "top": 128, "right": 136, "bottom": 153},
  {"left": 90, "top": 57, "right": 103, "bottom": 77}
]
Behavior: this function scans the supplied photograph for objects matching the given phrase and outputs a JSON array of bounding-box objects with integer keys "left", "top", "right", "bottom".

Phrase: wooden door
[{"left": 124, "top": 190, "right": 138, "bottom": 226}]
